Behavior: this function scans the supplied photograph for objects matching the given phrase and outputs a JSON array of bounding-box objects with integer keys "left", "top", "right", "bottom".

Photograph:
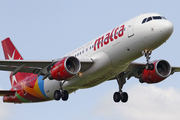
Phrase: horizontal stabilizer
[{"left": 0, "top": 90, "right": 16, "bottom": 96}]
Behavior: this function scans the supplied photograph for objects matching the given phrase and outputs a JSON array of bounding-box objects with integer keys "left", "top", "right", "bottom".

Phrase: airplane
[{"left": 0, "top": 13, "right": 179, "bottom": 103}]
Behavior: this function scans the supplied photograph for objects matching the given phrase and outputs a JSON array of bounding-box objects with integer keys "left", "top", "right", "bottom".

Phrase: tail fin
[
  {"left": 1, "top": 38, "right": 32, "bottom": 87},
  {"left": 2, "top": 38, "right": 23, "bottom": 60}
]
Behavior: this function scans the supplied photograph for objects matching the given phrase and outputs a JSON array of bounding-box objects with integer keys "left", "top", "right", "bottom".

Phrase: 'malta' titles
[{"left": 94, "top": 25, "right": 125, "bottom": 51}]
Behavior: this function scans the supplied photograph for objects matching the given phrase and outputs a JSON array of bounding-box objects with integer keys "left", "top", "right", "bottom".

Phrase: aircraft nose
[{"left": 161, "top": 20, "right": 174, "bottom": 37}]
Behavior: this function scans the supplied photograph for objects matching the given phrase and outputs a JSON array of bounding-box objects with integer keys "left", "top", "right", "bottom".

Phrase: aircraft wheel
[
  {"left": 62, "top": 90, "right": 69, "bottom": 101},
  {"left": 121, "top": 92, "right": 128, "bottom": 103},
  {"left": 139, "top": 78, "right": 144, "bottom": 83},
  {"left": 145, "top": 64, "right": 150, "bottom": 70},
  {"left": 113, "top": 92, "right": 121, "bottom": 102},
  {"left": 149, "top": 63, "right": 154, "bottom": 70},
  {"left": 54, "top": 90, "right": 61, "bottom": 101},
  {"left": 145, "top": 63, "right": 154, "bottom": 70}
]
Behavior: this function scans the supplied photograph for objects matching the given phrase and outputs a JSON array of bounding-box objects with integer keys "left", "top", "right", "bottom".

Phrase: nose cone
[{"left": 161, "top": 20, "right": 174, "bottom": 38}]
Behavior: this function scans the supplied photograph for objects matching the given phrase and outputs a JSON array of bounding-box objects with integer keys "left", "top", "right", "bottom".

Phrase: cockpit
[{"left": 142, "top": 16, "right": 167, "bottom": 24}]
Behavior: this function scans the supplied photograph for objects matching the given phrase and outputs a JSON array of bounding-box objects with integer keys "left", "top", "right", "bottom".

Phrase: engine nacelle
[
  {"left": 49, "top": 56, "right": 81, "bottom": 80},
  {"left": 141, "top": 60, "right": 171, "bottom": 83}
]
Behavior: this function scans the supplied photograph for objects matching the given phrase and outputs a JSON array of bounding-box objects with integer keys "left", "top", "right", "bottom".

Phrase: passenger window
[
  {"left": 153, "top": 16, "right": 162, "bottom": 20},
  {"left": 147, "top": 17, "right": 152, "bottom": 22},
  {"left": 142, "top": 18, "right": 147, "bottom": 24}
]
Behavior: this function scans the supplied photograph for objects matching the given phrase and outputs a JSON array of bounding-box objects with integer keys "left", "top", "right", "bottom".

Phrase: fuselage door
[{"left": 127, "top": 17, "right": 136, "bottom": 38}]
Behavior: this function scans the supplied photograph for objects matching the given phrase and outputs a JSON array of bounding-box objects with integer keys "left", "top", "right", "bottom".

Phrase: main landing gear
[
  {"left": 113, "top": 73, "right": 128, "bottom": 103},
  {"left": 54, "top": 81, "right": 69, "bottom": 101},
  {"left": 142, "top": 50, "right": 154, "bottom": 70}
]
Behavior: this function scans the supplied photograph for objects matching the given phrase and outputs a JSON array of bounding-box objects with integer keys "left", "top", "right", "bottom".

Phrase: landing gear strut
[
  {"left": 54, "top": 81, "right": 69, "bottom": 101},
  {"left": 142, "top": 50, "right": 154, "bottom": 70},
  {"left": 113, "top": 73, "right": 128, "bottom": 103}
]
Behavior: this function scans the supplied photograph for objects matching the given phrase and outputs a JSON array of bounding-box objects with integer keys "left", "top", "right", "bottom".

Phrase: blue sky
[{"left": 0, "top": 0, "right": 180, "bottom": 120}]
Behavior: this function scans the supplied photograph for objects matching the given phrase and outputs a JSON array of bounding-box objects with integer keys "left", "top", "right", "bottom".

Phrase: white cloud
[
  {"left": 0, "top": 100, "right": 11, "bottom": 120},
  {"left": 0, "top": 88, "right": 14, "bottom": 120},
  {"left": 92, "top": 84, "right": 180, "bottom": 120}
]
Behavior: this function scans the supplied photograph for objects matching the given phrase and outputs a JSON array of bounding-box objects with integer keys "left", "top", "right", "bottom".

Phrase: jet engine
[
  {"left": 48, "top": 56, "right": 81, "bottom": 80},
  {"left": 140, "top": 60, "right": 171, "bottom": 83}
]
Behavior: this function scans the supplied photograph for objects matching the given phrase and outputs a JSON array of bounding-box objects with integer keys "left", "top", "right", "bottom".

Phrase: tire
[
  {"left": 145, "top": 64, "right": 150, "bottom": 70},
  {"left": 139, "top": 79, "right": 144, "bottom": 83},
  {"left": 62, "top": 90, "right": 69, "bottom": 101},
  {"left": 121, "top": 92, "right": 128, "bottom": 103},
  {"left": 113, "top": 92, "right": 121, "bottom": 103},
  {"left": 149, "top": 63, "right": 154, "bottom": 70},
  {"left": 54, "top": 90, "right": 61, "bottom": 101}
]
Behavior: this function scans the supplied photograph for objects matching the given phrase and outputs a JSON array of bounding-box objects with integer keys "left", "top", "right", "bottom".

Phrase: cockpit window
[
  {"left": 147, "top": 17, "right": 152, "bottom": 22},
  {"left": 142, "top": 16, "right": 167, "bottom": 24},
  {"left": 162, "top": 16, "right": 167, "bottom": 19},
  {"left": 142, "top": 18, "right": 147, "bottom": 24},
  {"left": 153, "top": 16, "right": 162, "bottom": 20}
]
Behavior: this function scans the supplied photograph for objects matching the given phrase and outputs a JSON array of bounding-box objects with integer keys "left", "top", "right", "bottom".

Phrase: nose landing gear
[{"left": 142, "top": 50, "right": 154, "bottom": 70}]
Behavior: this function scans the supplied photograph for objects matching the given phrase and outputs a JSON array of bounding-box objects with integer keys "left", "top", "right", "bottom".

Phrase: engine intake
[
  {"left": 141, "top": 60, "right": 171, "bottom": 83},
  {"left": 49, "top": 56, "right": 81, "bottom": 80}
]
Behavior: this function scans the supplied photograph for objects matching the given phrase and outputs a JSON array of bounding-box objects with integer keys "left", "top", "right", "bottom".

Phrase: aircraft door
[{"left": 127, "top": 18, "right": 136, "bottom": 38}]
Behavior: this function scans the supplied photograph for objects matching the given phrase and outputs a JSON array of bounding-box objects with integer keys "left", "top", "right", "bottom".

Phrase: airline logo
[
  {"left": 11, "top": 74, "right": 17, "bottom": 86},
  {"left": 94, "top": 25, "right": 125, "bottom": 51}
]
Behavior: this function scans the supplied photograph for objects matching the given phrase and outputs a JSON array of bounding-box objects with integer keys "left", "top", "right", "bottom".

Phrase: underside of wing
[
  {"left": 0, "top": 60, "right": 53, "bottom": 75},
  {"left": 0, "top": 59, "right": 94, "bottom": 76},
  {"left": 171, "top": 66, "right": 180, "bottom": 74},
  {"left": 0, "top": 90, "right": 16, "bottom": 96},
  {"left": 0, "top": 59, "right": 53, "bottom": 68},
  {"left": 109, "top": 60, "right": 180, "bottom": 84}
]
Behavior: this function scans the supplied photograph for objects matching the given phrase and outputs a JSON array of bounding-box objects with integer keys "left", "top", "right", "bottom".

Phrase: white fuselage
[{"left": 43, "top": 13, "right": 173, "bottom": 99}]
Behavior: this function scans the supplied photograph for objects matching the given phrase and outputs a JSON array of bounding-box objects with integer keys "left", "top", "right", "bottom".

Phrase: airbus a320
[{"left": 0, "top": 13, "right": 179, "bottom": 103}]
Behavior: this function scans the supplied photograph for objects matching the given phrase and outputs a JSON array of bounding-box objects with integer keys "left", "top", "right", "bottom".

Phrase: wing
[
  {"left": 0, "top": 59, "right": 93, "bottom": 75},
  {"left": 171, "top": 66, "right": 180, "bottom": 74},
  {"left": 0, "top": 60, "right": 52, "bottom": 75},
  {"left": 112, "top": 61, "right": 180, "bottom": 81},
  {"left": 109, "top": 62, "right": 146, "bottom": 80},
  {"left": 0, "top": 90, "right": 16, "bottom": 96}
]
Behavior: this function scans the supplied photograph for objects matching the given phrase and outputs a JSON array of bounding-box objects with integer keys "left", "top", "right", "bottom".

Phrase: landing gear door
[{"left": 127, "top": 17, "right": 136, "bottom": 38}]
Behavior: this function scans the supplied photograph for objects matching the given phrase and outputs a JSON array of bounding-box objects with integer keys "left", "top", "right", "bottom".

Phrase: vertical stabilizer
[{"left": 1, "top": 38, "right": 32, "bottom": 86}]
